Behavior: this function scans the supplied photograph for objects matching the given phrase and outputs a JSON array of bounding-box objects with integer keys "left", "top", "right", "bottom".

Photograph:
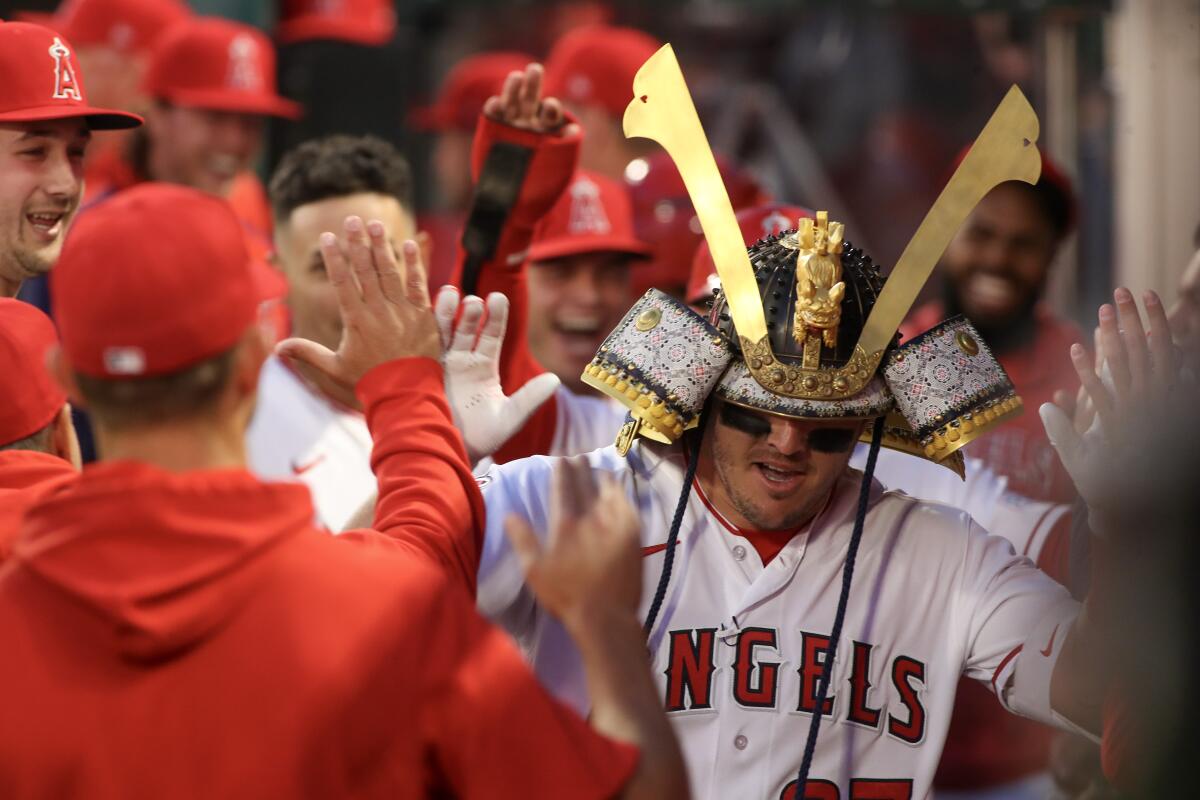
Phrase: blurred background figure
[
  {"left": 543, "top": 24, "right": 661, "bottom": 181},
  {"left": 17, "top": 0, "right": 189, "bottom": 183},
  {"left": 524, "top": 168, "right": 650, "bottom": 397},
  {"left": 119, "top": 17, "right": 300, "bottom": 244},
  {"left": 411, "top": 49, "right": 532, "bottom": 286},
  {"left": 625, "top": 150, "right": 768, "bottom": 301},
  {"left": 249, "top": 134, "right": 416, "bottom": 532}
]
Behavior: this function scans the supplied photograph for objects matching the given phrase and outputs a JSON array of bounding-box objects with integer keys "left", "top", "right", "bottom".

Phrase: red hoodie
[
  {"left": 0, "top": 450, "right": 77, "bottom": 562},
  {"left": 0, "top": 358, "right": 636, "bottom": 798}
]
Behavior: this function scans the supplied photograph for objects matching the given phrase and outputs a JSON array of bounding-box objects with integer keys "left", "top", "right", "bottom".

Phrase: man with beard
[
  {"left": 0, "top": 21, "right": 141, "bottom": 298},
  {"left": 903, "top": 153, "right": 1080, "bottom": 504}
]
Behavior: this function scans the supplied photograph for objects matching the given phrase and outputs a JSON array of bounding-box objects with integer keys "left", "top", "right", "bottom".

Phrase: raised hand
[
  {"left": 482, "top": 62, "right": 579, "bottom": 137},
  {"left": 1041, "top": 288, "right": 1183, "bottom": 525},
  {"left": 276, "top": 216, "right": 442, "bottom": 390},
  {"left": 503, "top": 458, "right": 642, "bottom": 630},
  {"left": 432, "top": 287, "right": 560, "bottom": 465}
]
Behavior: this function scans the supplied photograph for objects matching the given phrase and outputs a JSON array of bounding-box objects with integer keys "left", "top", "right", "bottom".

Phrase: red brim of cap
[
  {"left": 528, "top": 235, "right": 652, "bottom": 264},
  {"left": 0, "top": 104, "right": 143, "bottom": 131},
  {"left": 276, "top": 17, "right": 394, "bottom": 47},
  {"left": 160, "top": 88, "right": 302, "bottom": 120}
]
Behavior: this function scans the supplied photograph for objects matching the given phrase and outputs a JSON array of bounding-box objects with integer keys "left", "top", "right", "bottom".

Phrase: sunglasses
[{"left": 717, "top": 402, "right": 859, "bottom": 453}]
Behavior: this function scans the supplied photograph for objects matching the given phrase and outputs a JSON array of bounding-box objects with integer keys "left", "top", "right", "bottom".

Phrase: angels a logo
[
  {"left": 48, "top": 38, "right": 82, "bottom": 101},
  {"left": 227, "top": 35, "right": 263, "bottom": 91},
  {"left": 761, "top": 210, "right": 793, "bottom": 239},
  {"left": 567, "top": 178, "right": 611, "bottom": 236}
]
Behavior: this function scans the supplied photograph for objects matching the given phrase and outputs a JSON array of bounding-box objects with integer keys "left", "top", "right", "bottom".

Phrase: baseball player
[
  {"left": 0, "top": 20, "right": 141, "bottom": 298},
  {"left": 471, "top": 58, "right": 1151, "bottom": 791}
]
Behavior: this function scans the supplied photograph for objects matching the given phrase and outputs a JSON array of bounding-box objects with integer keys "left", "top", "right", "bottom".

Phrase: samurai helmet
[{"left": 582, "top": 45, "right": 1042, "bottom": 475}]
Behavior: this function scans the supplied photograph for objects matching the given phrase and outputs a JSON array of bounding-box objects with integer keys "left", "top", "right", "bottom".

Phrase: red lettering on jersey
[
  {"left": 886, "top": 656, "right": 926, "bottom": 743},
  {"left": 779, "top": 778, "right": 913, "bottom": 799},
  {"left": 797, "top": 632, "right": 835, "bottom": 715},
  {"left": 664, "top": 628, "right": 717, "bottom": 712},
  {"left": 779, "top": 777, "right": 839, "bottom": 800},
  {"left": 846, "top": 640, "right": 882, "bottom": 729},
  {"left": 733, "top": 627, "right": 780, "bottom": 708}
]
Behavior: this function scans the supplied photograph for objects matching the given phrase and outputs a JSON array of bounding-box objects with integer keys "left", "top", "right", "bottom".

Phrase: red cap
[
  {"left": 52, "top": 183, "right": 259, "bottom": 378},
  {"left": 144, "top": 18, "right": 301, "bottom": 119},
  {"left": 544, "top": 25, "right": 661, "bottom": 119},
  {"left": 686, "top": 203, "right": 813, "bottom": 305},
  {"left": 626, "top": 151, "right": 768, "bottom": 297},
  {"left": 411, "top": 51, "right": 533, "bottom": 133},
  {"left": 529, "top": 169, "right": 652, "bottom": 263},
  {"left": 0, "top": 22, "right": 143, "bottom": 130},
  {"left": 0, "top": 299, "right": 67, "bottom": 445},
  {"left": 23, "top": 0, "right": 190, "bottom": 55},
  {"left": 276, "top": 0, "right": 395, "bottom": 47}
]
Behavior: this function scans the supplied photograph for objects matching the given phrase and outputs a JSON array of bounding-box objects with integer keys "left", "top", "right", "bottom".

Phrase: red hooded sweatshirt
[
  {"left": 0, "top": 358, "right": 636, "bottom": 798},
  {"left": 0, "top": 450, "right": 77, "bottom": 561}
]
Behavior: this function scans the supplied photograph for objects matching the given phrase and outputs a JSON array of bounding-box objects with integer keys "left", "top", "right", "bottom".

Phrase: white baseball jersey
[
  {"left": 477, "top": 443, "right": 1081, "bottom": 800},
  {"left": 246, "top": 356, "right": 374, "bottom": 532},
  {"left": 549, "top": 385, "right": 628, "bottom": 456}
]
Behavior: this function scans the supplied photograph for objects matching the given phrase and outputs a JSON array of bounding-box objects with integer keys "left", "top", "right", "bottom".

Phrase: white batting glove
[{"left": 433, "top": 286, "right": 560, "bottom": 466}]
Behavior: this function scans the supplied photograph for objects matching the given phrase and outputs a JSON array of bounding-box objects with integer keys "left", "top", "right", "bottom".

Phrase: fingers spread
[
  {"left": 501, "top": 70, "right": 523, "bottom": 121},
  {"left": 539, "top": 97, "right": 564, "bottom": 129}
]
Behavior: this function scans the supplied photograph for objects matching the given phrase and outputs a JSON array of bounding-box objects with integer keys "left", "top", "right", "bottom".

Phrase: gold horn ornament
[{"left": 624, "top": 45, "right": 1041, "bottom": 401}]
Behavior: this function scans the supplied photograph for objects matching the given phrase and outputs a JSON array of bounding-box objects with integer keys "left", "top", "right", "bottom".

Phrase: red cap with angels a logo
[
  {"left": 528, "top": 169, "right": 652, "bottom": 263},
  {"left": 0, "top": 22, "right": 143, "bottom": 130},
  {"left": 144, "top": 18, "right": 301, "bottom": 120}
]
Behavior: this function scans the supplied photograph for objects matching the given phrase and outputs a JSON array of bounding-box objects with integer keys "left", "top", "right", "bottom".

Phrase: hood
[{"left": 14, "top": 460, "right": 313, "bottom": 663}]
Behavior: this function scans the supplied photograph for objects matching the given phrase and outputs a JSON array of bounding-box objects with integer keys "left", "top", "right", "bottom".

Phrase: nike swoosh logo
[
  {"left": 641, "top": 543, "right": 669, "bottom": 557},
  {"left": 291, "top": 454, "right": 326, "bottom": 476},
  {"left": 1039, "top": 624, "right": 1060, "bottom": 657}
]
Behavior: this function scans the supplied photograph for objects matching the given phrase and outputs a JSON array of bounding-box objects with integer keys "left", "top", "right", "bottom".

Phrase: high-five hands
[
  {"left": 482, "top": 62, "right": 580, "bottom": 138},
  {"left": 1041, "top": 288, "right": 1187, "bottom": 529},
  {"left": 504, "top": 458, "right": 642, "bottom": 632},
  {"left": 433, "top": 287, "right": 559, "bottom": 465},
  {"left": 277, "top": 216, "right": 441, "bottom": 388}
]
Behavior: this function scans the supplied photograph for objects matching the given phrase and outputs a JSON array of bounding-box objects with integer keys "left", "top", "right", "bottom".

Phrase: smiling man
[{"left": 0, "top": 21, "right": 141, "bottom": 297}]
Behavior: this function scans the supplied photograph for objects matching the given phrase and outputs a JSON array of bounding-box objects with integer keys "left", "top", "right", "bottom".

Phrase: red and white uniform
[{"left": 478, "top": 441, "right": 1082, "bottom": 800}]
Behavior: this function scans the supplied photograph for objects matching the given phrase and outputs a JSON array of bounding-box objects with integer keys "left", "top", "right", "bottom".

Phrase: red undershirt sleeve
[{"left": 342, "top": 357, "right": 485, "bottom": 596}]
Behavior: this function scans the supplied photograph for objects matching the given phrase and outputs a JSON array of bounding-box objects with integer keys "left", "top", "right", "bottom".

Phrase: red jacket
[
  {"left": 0, "top": 358, "right": 636, "bottom": 798},
  {"left": 0, "top": 450, "right": 77, "bottom": 562},
  {"left": 452, "top": 114, "right": 582, "bottom": 463}
]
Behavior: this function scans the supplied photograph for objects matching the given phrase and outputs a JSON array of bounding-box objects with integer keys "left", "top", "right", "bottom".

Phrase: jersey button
[
  {"left": 732, "top": 545, "right": 747, "bottom": 561},
  {"left": 733, "top": 734, "right": 748, "bottom": 750}
]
